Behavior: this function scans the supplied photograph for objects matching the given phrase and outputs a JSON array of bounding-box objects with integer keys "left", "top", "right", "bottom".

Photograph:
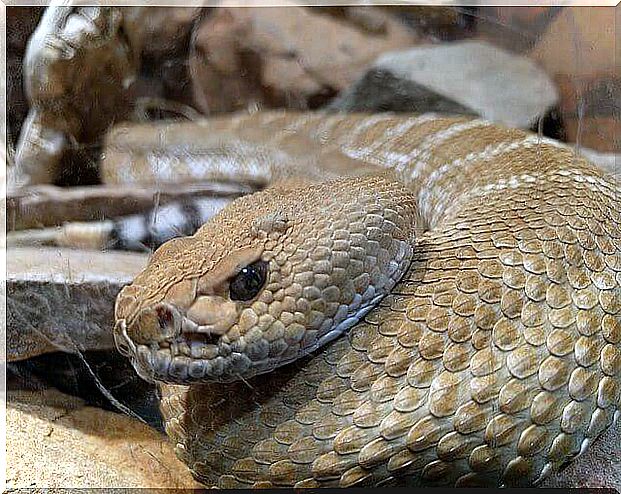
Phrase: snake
[{"left": 110, "top": 111, "right": 620, "bottom": 488}]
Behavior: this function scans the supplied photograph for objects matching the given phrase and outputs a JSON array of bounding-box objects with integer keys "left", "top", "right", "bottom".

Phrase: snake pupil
[{"left": 229, "top": 260, "right": 269, "bottom": 301}]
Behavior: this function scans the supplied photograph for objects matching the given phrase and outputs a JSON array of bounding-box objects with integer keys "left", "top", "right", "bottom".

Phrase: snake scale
[{"left": 110, "top": 111, "right": 620, "bottom": 488}]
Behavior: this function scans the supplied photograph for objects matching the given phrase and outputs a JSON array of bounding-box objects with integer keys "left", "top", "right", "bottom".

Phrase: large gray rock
[
  {"left": 334, "top": 40, "right": 558, "bottom": 129},
  {"left": 7, "top": 247, "right": 148, "bottom": 361}
]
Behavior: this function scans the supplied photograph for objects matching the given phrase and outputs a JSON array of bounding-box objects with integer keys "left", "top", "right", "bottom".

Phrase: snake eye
[{"left": 229, "top": 260, "right": 269, "bottom": 301}]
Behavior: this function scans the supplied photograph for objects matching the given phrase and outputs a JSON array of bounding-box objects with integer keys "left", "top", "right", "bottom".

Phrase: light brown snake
[{"left": 111, "top": 112, "right": 620, "bottom": 488}]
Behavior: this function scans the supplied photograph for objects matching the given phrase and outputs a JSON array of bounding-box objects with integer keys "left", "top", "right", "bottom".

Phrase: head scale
[{"left": 114, "top": 174, "right": 420, "bottom": 383}]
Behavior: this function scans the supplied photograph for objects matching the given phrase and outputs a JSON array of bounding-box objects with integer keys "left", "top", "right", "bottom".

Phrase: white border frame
[{"left": 1, "top": 0, "right": 619, "bottom": 489}]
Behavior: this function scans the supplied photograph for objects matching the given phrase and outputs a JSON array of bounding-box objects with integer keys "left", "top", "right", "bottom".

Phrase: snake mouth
[
  {"left": 114, "top": 307, "right": 259, "bottom": 384},
  {"left": 115, "top": 286, "right": 393, "bottom": 384}
]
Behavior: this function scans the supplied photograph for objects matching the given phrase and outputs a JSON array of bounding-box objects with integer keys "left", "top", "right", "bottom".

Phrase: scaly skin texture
[
  {"left": 113, "top": 112, "right": 621, "bottom": 488},
  {"left": 115, "top": 174, "right": 418, "bottom": 382}
]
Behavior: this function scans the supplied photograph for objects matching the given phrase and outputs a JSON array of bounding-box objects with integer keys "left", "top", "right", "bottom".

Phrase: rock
[
  {"left": 328, "top": 68, "right": 476, "bottom": 116},
  {"left": 7, "top": 247, "right": 147, "bottom": 361},
  {"left": 386, "top": 5, "right": 478, "bottom": 41},
  {"left": 189, "top": 5, "right": 418, "bottom": 114},
  {"left": 126, "top": 7, "right": 203, "bottom": 106},
  {"left": 8, "top": 350, "right": 162, "bottom": 429},
  {"left": 129, "top": 7, "right": 202, "bottom": 60},
  {"left": 530, "top": 7, "right": 619, "bottom": 79},
  {"left": 7, "top": 387, "right": 200, "bottom": 488},
  {"left": 351, "top": 40, "right": 558, "bottom": 128},
  {"left": 541, "top": 418, "right": 621, "bottom": 489},
  {"left": 527, "top": 7, "right": 619, "bottom": 153},
  {"left": 580, "top": 148, "right": 619, "bottom": 177},
  {"left": 13, "top": 6, "right": 139, "bottom": 187},
  {"left": 313, "top": 6, "right": 391, "bottom": 35},
  {"left": 476, "top": 7, "right": 561, "bottom": 53},
  {"left": 10, "top": 6, "right": 210, "bottom": 188},
  {"left": 553, "top": 74, "right": 620, "bottom": 153}
]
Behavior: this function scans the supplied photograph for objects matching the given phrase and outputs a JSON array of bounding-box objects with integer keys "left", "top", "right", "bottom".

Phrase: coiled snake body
[{"left": 112, "top": 112, "right": 621, "bottom": 488}]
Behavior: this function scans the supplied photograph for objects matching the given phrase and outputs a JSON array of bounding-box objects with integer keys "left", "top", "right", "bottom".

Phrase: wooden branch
[{"left": 7, "top": 181, "right": 255, "bottom": 231}]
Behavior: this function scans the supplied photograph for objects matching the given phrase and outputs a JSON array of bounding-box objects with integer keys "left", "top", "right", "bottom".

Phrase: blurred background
[{"left": 7, "top": 5, "right": 619, "bottom": 188}]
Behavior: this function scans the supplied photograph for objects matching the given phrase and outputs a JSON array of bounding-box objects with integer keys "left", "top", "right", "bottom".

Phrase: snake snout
[
  {"left": 114, "top": 297, "right": 251, "bottom": 383},
  {"left": 126, "top": 302, "right": 182, "bottom": 346}
]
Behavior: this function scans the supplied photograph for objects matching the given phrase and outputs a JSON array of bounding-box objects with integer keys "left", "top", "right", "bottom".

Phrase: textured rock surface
[
  {"left": 6, "top": 387, "right": 200, "bottom": 488},
  {"left": 530, "top": 6, "right": 619, "bottom": 79},
  {"left": 13, "top": 6, "right": 139, "bottom": 187},
  {"left": 528, "top": 7, "right": 619, "bottom": 154},
  {"left": 129, "top": 7, "right": 202, "bottom": 59},
  {"left": 581, "top": 148, "right": 619, "bottom": 178},
  {"left": 476, "top": 7, "right": 561, "bottom": 53},
  {"left": 127, "top": 6, "right": 203, "bottom": 107},
  {"left": 371, "top": 41, "right": 558, "bottom": 128},
  {"left": 385, "top": 5, "right": 477, "bottom": 40},
  {"left": 541, "top": 418, "right": 621, "bottom": 489},
  {"left": 8, "top": 350, "right": 163, "bottom": 430},
  {"left": 7, "top": 247, "right": 148, "bottom": 361},
  {"left": 554, "top": 74, "right": 620, "bottom": 154},
  {"left": 189, "top": 6, "right": 417, "bottom": 113}
]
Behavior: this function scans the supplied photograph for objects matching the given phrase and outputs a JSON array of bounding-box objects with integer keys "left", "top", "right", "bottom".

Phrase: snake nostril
[
  {"left": 153, "top": 303, "right": 182, "bottom": 338},
  {"left": 155, "top": 304, "right": 174, "bottom": 330}
]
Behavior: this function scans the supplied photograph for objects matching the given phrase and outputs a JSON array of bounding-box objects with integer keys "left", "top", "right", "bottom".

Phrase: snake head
[{"left": 114, "top": 174, "right": 420, "bottom": 383}]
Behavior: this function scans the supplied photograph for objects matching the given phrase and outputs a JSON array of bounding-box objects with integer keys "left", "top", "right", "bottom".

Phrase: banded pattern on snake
[{"left": 111, "top": 112, "right": 620, "bottom": 488}]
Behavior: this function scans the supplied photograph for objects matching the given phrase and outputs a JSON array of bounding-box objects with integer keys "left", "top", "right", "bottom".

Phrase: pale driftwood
[
  {"left": 7, "top": 182, "right": 253, "bottom": 231},
  {"left": 7, "top": 247, "right": 148, "bottom": 361}
]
